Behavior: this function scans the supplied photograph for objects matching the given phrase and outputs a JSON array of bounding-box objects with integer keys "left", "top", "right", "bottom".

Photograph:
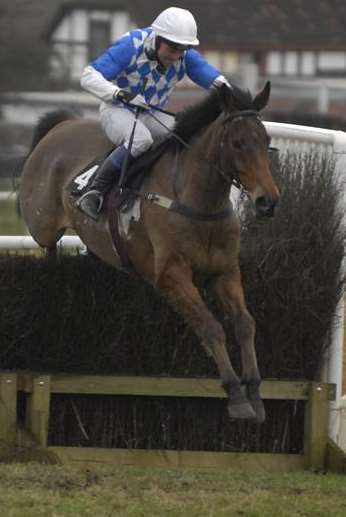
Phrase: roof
[
  {"left": 4, "top": 0, "right": 346, "bottom": 51},
  {"left": 130, "top": 0, "right": 346, "bottom": 51}
]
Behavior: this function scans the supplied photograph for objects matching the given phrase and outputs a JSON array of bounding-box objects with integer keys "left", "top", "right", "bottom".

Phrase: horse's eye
[
  {"left": 268, "top": 146, "right": 279, "bottom": 155},
  {"left": 233, "top": 140, "right": 243, "bottom": 150}
]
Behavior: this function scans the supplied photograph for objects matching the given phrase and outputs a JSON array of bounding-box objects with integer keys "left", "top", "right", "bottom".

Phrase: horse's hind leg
[
  {"left": 157, "top": 261, "right": 256, "bottom": 420},
  {"left": 212, "top": 267, "right": 265, "bottom": 423},
  {"left": 20, "top": 156, "right": 69, "bottom": 253},
  {"left": 20, "top": 187, "right": 67, "bottom": 252}
]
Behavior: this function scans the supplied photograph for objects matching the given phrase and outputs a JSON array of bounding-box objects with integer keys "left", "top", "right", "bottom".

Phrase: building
[{"left": 1, "top": 0, "right": 346, "bottom": 115}]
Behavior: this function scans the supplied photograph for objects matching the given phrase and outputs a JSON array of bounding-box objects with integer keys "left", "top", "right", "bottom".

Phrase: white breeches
[{"left": 99, "top": 104, "right": 175, "bottom": 158}]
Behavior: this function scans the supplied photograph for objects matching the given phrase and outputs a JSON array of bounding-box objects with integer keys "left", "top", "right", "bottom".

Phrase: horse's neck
[{"left": 178, "top": 122, "right": 230, "bottom": 211}]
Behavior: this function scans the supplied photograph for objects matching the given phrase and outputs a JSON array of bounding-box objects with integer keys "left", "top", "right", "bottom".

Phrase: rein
[{"left": 126, "top": 103, "right": 265, "bottom": 222}]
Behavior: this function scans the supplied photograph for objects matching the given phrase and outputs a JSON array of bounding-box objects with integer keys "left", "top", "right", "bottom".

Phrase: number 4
[{"left": 74, "top": 165, "right": 98, "bottom": 190}]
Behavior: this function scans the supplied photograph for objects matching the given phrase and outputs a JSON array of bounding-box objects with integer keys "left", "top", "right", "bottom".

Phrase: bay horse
[{"left": 19, "top": 82, "right": 279, "bottom": 422}]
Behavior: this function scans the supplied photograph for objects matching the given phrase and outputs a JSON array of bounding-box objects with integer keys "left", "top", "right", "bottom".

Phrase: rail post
[
  {"left": 26, "top": 374, "right": 51, "bottom": 447},
  {"left": 0, "top": 372, "right": 17, "bottom": 446},
  {"left": 304, "top": 382, "right": 330, "bottom": 471}
]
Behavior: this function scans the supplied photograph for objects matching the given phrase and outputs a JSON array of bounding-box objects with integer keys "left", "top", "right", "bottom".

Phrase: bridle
[
  {"left": 130, "top": 106, "right": 278, "bottom": 222},
  {"left": 217, "top": 110, "right": 279, "bottom": 191},
  {"left": 218, "top": 109, "right": 260, "bottom": 189},
  {"left": 163, "top": 109, "right": 263, "bottom": 221}
]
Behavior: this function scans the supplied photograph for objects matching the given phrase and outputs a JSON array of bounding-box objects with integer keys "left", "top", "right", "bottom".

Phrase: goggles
[{"left": 160, "top": 37, "right": 190, "bottom": 51}]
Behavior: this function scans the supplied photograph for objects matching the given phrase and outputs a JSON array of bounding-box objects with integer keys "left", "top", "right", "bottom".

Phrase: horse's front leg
[
  {"left": 212, "top": 267, "right": 265, "bottom": 423},
  {"left": 157, "top": 262, "right": 256, "bottom": 420}
]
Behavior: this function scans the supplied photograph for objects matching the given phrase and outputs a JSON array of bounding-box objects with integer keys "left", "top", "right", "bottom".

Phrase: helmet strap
[
  {"left": 145, "top": 36, "right": 167, "bottom": 74},
  {"left": 145, "top": 47, "right": 157, "bottom": 61}
]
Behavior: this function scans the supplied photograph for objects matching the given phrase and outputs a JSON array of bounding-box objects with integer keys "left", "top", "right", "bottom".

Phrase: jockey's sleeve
[
  {"left": 185, "top": 49, "right": 223, "bottom": 89},
  {"left": 81, "top": 66, "right": 119, "bottom": 102},
  {"left": 92, "top": 35, "right": 135, "bottom": 79},
  {"left": 80, "top": 35, "right": 135, "bottom": 102}
]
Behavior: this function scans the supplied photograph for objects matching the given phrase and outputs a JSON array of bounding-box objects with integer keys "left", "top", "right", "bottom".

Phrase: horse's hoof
[
  {"left": 244, "top": 383, "right": 266, "bottom": 423},
  {"left": 249, "top": 398, "right": 266, "bottom": 424},
  {"left": 227, "top": 401, "right": 256, "bottom": 420}
]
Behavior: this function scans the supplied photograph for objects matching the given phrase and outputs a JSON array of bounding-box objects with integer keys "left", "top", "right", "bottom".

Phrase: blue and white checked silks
[{"left": 91, "top": 27, "right": 221, "bottom": 110}]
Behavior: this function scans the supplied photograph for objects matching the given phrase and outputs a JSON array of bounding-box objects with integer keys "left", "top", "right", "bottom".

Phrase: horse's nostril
[{"left": 255, "top": 195, "right": 276, "bottom": 217}]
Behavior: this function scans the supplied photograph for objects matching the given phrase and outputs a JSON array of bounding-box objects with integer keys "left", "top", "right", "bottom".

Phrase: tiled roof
[{"left": 4, "top": 0, "right": 346, "bottom": 50}]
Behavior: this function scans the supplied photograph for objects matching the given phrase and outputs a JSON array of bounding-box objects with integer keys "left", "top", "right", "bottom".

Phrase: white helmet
[{"left": 151, "top": 7, "right": 199, "bottom": 47}]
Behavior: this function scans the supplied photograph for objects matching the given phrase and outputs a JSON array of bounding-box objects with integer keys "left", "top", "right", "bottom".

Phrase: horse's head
[{"left": 216, "top": 82, "right": 279, "bottom": 217}]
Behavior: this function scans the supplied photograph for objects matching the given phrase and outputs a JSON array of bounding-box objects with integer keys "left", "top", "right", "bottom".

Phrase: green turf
[
  {"left": 0, "top": 464, "right": 345, "bottom": 516},
  {"left": 0, "top": 197, "right": 27, "bottom": 235}
]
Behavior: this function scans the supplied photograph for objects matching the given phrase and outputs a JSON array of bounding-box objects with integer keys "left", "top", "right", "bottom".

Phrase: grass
[
  {"left": 0, "top": 197, "right": 27, "bottom": 235},
  {"left": 0, "top": 463, "right": 345, "bottom": 516},
  {"left": 0, "top": 176, "right": 27, "bottom": 234}
]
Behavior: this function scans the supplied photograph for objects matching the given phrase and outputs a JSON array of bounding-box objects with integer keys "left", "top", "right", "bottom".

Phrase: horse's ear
[
  {"left": 253, "top": 81, "right": 271, "bottom": 111},
  {"left": 216, "top": 84, "right": 234, "bottom": 112}
]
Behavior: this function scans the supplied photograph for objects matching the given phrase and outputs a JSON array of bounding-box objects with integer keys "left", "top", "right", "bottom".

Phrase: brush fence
[
  {"left": 0, "top": 371, "right": 336, "bottom": 471},
  {"left": 1, "top": 121, "right": 345, "bottom": 443},
  {"left": 0, "top": 121, "right": 345, "bottom": 469}
]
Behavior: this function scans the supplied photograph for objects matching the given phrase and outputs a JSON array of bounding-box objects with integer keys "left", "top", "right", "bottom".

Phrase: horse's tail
[
  {"left": 15, "top": 110, "right": 79, "bottom": 217},
  {"left": 28, "top": 109, "right": 78, "bottom": 155}
]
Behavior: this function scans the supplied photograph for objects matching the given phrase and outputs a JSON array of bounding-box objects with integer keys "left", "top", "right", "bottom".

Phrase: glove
[
  {"left": 114, "top": 89, "right": 148, "bottom": 109},
  {"left": 126, "top": 93, "right": 148, "bottom": 109},
  {"left": 212, "top": 75, "right": 232, "bottom": 89}
]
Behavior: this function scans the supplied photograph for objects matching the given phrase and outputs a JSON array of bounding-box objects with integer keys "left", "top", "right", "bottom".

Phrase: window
[
  {"left": 266, "top": 52, "right": 282, "bottom": 75},
  {"left": 89, "top": 20, "right": 111, "bottom": 61},
  {"left": 301, "top": 52, "right": 315, "bottom": 76},
  {"left": 317, "top": 52, "right": 346, "bottom": 76},
  {"left": 267, "top": 51, "right": 314, "bottom": 77},
  {"left": 284, "top": 52, "right": 298, "bottom": 76}
]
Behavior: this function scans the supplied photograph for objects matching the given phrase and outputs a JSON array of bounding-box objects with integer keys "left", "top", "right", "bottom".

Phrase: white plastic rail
[
  {"left": 264, "top": 122, "right": 346, "bottom": 449},
  {"left": 0, "top": 235, "right": 84, "bottom": 250}
]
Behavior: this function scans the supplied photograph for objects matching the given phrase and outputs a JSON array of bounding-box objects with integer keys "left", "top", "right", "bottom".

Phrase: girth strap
[
  {"left": 141, "top": 191, "right": 233, "bottom": 221},
  {"left": 170, "top": 200, "right": 232, "bottom": 221}
]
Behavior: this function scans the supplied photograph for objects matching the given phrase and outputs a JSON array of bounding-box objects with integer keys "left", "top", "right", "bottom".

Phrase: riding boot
[{"left": 77, "top": 145, "right": 133, "bottom": 220}]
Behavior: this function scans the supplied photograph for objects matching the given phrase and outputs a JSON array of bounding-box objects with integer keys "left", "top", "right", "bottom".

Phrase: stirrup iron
[{"left": 76, "top": 189, "right": 104, "bottom": 220}]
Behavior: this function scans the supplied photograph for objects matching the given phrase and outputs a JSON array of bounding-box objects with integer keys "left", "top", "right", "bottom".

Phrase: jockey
[{"left": 77, "top": 6, "right": 231, "bottom": 220}]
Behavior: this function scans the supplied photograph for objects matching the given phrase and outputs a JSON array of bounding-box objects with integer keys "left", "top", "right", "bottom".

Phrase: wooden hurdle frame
[{"left": 0, "top": 370, "right": 339, "bottom": 472}]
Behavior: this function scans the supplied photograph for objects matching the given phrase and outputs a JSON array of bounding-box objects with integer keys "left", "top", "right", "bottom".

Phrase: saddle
[
  {"left": 70, "top": 140, "right": 170, "bottom": 211},
  {"left": 70, "top": 141, "right": 171, "bottom": 268}
]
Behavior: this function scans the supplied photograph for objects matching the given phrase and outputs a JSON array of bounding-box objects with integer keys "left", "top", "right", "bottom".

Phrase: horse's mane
[
  {"left": 173, "top": 84, "right": 254, "bottom": 145},
  {"left": 131, "top": 84, "right": 255, "bottom": 172}
]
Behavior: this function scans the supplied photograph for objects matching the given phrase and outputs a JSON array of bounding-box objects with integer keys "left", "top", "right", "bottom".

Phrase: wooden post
[
  {"left": 0, "top": 372, "right": 17, "bottom": 446},
  {"left": 26, "top": 375, "right": 51, "bottom": 448},
  {"left": 304, "top": 382, "right": 329, "bottom": 471}
]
